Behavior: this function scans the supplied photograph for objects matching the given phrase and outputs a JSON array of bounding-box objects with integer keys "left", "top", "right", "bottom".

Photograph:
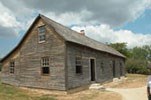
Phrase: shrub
[{"left": 126, "top": 58, "right": 151, "bottom": 75}]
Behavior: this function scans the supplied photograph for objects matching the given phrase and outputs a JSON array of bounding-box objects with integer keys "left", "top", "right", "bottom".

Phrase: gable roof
[
  {"left": 1, "top": 14, "right": 125, "bottom": 62},
  {"left": 40, "top": 14, "right": 125, "bottom": 58}
]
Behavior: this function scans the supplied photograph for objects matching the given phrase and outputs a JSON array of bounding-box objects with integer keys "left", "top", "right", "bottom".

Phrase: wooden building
[{"left": 0, "top": 14, "right": 126, "bottom": 91}]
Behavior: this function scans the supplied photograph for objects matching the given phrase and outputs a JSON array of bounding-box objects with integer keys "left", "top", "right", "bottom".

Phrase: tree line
[{"left": 109, "top": 43, "right": 151, "bottom": 75}]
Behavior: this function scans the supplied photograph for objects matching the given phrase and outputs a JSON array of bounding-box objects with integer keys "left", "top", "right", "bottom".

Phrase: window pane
[
  {"left": 42, "top": 57, "right": 49, "bottom": 66},
  {"left": 76, "top": 60, "right": 81, "bottom": 65},
  {"left": 39, "top": 35, "right": 46, "bottom": 41},
  {"left": 41, "top": 57, "right": 50, "bottom": 75},
  {"left": 42, "top": 67, "right": 49, "bottom": 74},
  {"left": 75, "top": 56, "right": 82, "bottom": 64},
  {"left": 38, "top": 26, "right": 46, "bottom": 42},
  {"left": 75, "top": 56, "right": 82, "bottom": 74},
  {"left": 10, "top": 67, "right": 14, "bottom": 73},
  {"left": 38, "top": 26, "right": 46, "bottom": 33},
  {"left": 100, "top": 62, "right": 104, "bottom": 72},
  {"left": 76, "top": 65, "right": 82, "bottom": 74},
  {"left": 10, "top": 61, "right": 15, "bottom": 73}
]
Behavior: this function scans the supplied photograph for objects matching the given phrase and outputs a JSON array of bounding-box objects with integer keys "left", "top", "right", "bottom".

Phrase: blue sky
[
  {"left": 0, "top": 0, "right": 151, "bottom": 58},
  {"left": 119, "top": 9, "right": 151, "bottom": 34}
]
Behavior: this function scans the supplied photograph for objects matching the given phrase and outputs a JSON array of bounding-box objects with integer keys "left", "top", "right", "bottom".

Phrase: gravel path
[{"left": 107, "top": 86, "right": 148, "bottom": 100}]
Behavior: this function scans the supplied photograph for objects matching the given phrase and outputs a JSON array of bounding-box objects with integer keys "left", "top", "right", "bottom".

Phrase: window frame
[
  {"left": 41, "top": 57, "right": 50, "bottom": 75},
  {"left": 10, "top": 61, "right": 15, "bottom": 74},
  {"left": 75, "top": 56, "right": 83, "bottom": 74},
  {"left": 38, "top": 25, "right": 46, "bottom": 43}
]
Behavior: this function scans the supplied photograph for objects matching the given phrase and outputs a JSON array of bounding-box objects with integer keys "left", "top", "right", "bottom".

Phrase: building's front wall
[
  {"left": 1, "top": 49, "right": 21, "bottom": 86},
  {"left": 66, "top": 42, "right": 125, "bottom": 89},
  {"left": 1, "top": 19, "right": 66, "bottom": 90}
]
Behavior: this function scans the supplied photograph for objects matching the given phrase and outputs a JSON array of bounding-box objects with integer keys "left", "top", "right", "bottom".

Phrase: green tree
[
  {"left": 109, "top": 42, "right": 130, "bottom": 57},
  {"left": 109, "top": 43, "right": 151, "bottom": 75},
  {"left": 131, "top": 46, "right": 148, "bottom": 59},
  {"left": 142, "top": 45, "right": 151, "bottom": 69},
  {"left": 126, "top": 46, "right": 151, "bottom": 74},
  {"left": 126, "top": 58, "right": 150, "bottom": 74}
]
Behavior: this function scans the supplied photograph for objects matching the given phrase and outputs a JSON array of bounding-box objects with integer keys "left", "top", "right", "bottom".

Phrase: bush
[{"left": 126, "top": 58, "right": 151, "bottom": 75}]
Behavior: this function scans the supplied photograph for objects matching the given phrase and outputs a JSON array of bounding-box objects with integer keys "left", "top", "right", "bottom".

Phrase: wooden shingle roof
[
  {"left": 40, "top": 14, "right": 125, "bottom": 58},
  {"left": 1, "top": 14, "right": 125, "bottom": 62}
]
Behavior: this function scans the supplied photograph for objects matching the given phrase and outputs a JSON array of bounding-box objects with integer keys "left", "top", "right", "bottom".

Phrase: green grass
[{"left": 0, "top": 79, "right": 57, "bottom": 100}]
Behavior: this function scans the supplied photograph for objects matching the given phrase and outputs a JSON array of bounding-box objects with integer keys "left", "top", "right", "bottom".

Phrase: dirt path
[{"left": 107, "top": 86, "right": 148, "bottom": 100}]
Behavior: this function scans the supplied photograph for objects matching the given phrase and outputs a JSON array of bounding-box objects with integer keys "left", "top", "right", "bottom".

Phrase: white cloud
[
  {"left": 0, "top": 0, "right": 150, "bottom": 38},
  {"left": 0, "top": 1, "right": 36, "bottom": 37},
  {"left": 43, "top": 9, "right": 93, "bottom": 26},
  {"left": 128, "top": 0, "right": 150, "bottom": 21},
  {"left": 0, "top": 2, "right": 20, "bottom": 37},
  {"left": 72, "top": 24, "right": 151, "bottom": 48},
  {"left": 0, "top": 0, "right": 150, "bottom": 43},
  {"left": 1, "top": 0, "right": 149, "bottom": 28},
  {"left": 20, "top": 0, "right": 151, "bottom": 26}
]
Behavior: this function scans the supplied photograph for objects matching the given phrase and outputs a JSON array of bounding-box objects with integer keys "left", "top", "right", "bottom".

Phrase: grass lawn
[
  {"left": 0, "top": 72, "right": 121, "bottom": 100},
  {"left": 0, "top": 72, "right": 56, "bottom": 100},
  {"left": 0, "top": 73, "right": 147, "bottom": 100},
  {"left": 0, "top": 83, "right": 121, "bottom": 100},
  {"left": 0, "top": 83, "right": 57, "bottom": 100},
  {"left": 104, "top": 74, "right": 148, "bottom": 88}
]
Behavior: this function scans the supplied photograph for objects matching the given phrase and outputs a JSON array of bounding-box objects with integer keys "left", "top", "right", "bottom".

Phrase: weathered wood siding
[
  {"left": 66, "top": 42, "right": 125, "bottom": 89},
  {"left": 1, "top": 49, "right": 21, "bottom": 86},
  {"left": 1, "top": 19, "right": 66, "bottom": 90}
]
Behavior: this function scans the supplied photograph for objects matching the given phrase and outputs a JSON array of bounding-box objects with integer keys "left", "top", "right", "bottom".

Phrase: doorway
[
  {"left": 90, "top": 59, "right": 96, "bottom": 81},
  {"left": 112, "top": 60, "right": 116, "bottom": 77}
]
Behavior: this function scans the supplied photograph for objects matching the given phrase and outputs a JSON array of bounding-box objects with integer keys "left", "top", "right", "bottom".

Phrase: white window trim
[
  {"left": 38, "top": 40, "right": 46, "bottom": 43},
  {"left": 10, "top": 61, "right": 15, "bottom": 74},
  {"left": 41, "top": 57, "right": 50, "bottom": 75},
  {"left": 75, "top": 56, "right": 83, "bottom": 74},
  {"left": 38, "top": 25, "right": 46, "bottom": 43}
]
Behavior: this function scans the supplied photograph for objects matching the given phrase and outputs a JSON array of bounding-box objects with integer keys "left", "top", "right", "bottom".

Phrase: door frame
[{"left": 89, "top": 57, "right": 96, "bottom": 82}]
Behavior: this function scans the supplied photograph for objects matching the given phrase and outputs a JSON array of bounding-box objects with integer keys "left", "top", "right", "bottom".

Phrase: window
[
  {"left": 42, "top": 67, "right": 49, "bottom": 74},
  {"left": 100, "top": 62, "right": 104, "bottom": 73},
  {"left": 41, "top": 57, "right": 50, "bottom": 75},
  {"left": 120, "top": 62, "right": 123, "bottom": 75},
  {"left": 75, "top": 56, "right": 82, "bottom": 74},
  {"left": 10, "top": 61, "right": 15, "bottom": 73},
  {"left": 38, "top": 26, "right": 46, "bottom": 42}
]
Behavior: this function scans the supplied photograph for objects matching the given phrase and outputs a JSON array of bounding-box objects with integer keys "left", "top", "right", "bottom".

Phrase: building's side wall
[
  {"left": 1, "top": 19, "right": 66, "bottom": 90},
  {"left": 1, "top": 50, "right": 21, "bottom": 86},
  {"left": 66, "top": 42, "right": 125, "bottom": 89}
]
